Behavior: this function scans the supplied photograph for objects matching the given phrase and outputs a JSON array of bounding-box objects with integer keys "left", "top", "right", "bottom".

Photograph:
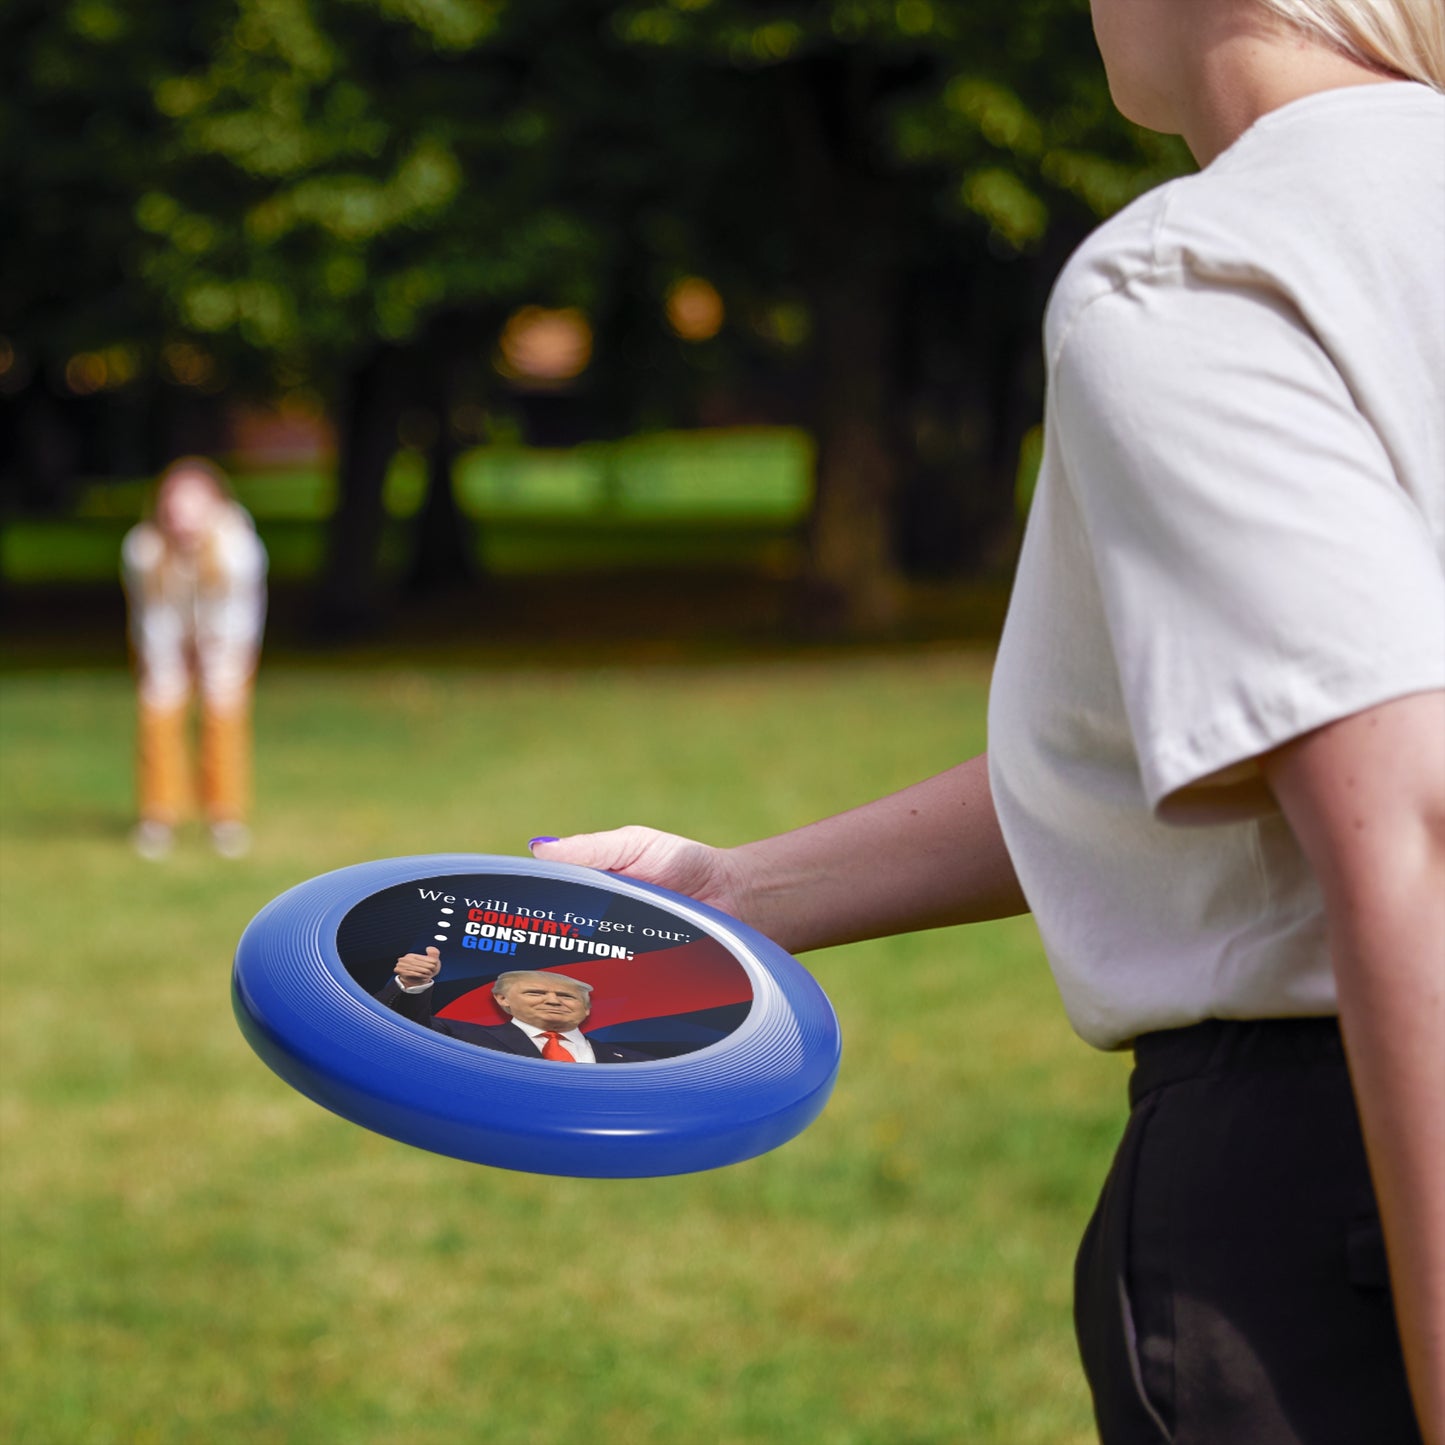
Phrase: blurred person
[
  {"left": 529, "top": 2, "right": 1445, "bottom": 1441},
  {"left": 377, "top": 954, "right": 653, "bottom": 1062},
  {"left": 121, "top": 457, "right": 267, "bottom": 860}
]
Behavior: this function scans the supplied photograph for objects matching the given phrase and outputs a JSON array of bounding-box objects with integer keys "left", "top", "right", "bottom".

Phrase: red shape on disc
[{"left": 437, "top": 937, "right": 751, "bottom": 1028}]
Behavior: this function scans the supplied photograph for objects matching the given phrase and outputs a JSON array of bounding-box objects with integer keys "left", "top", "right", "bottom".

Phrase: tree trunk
[
  {"left": 5, "top": 381, "right": 81, "bottom": 513},
  {"left": 313, "top": 345, "right": 405, "bottom": 641},
  {"left": 781, "top": 57, "right": 908, "bottom": 636},
  {"left": 403, "top": 419, "right": 474, "bottom": 595},
  {"left": 892, "top": 236, "right": 1057, "bottom": 580},
  {"left": 404, "top": 353, "right": 476, "bottom": 596},
  {"left": 804, "top": 270, "right": 905, "bottom": 633}
]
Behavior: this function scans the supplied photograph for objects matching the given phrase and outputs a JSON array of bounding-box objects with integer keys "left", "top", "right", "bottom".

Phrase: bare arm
[
  {"left": 1263, "top": 690, "right": 1445, "bottom": 1445},
  {"left": 532, "top": 752, "right": 1027, "bottom": 954},
  {"left": 729, "top": 753, "right": 1027, "bottom": 951}
]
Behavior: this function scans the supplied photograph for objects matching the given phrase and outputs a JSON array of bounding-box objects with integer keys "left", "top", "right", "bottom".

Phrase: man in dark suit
[{"left": 376, "top": 950, "right": 651, "bottom": 1063}]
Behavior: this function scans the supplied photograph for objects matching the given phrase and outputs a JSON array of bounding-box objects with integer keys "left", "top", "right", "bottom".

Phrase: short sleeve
[
  {"left": 120, "top": 523, "right": 162, "bottom": 589},
  {"left": 216, "top": 507, "right": 268, "bottom": 584},
  {"left": 1053, "top": 273, "right": 1445, "bottom": 821}
]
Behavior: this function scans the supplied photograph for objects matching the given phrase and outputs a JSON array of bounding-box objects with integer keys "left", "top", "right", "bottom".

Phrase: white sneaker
[
  {"left": 210, "top": 821, "right": 252, "bottom": 859},
  {"left": 132, "top": 820, "right": 174, "bottom": 861}
]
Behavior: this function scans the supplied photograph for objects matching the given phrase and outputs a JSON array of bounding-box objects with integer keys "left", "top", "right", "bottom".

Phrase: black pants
[{"left": 1074, "top": 1018, "right": 1422, "bottom": 1445}]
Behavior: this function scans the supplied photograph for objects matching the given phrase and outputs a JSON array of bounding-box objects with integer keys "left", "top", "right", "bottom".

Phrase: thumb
[
  {"left": 426, "top": 946, "right": 440, "bottom": 961},
  {"left": 530, "top": 826, "right": 653, "bottom": 873}
]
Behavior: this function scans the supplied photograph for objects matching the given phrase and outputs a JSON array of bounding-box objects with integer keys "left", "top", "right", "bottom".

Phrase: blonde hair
[
  {"left": 1258, "top": 0, "right": 1445, "bottom": 89},
  {"left": 148, "top": 456, "right": 239, "bottom": 594}
]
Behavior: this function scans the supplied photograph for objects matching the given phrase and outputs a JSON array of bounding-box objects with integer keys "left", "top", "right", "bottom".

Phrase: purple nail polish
[{"left": 528, "top": 836, "right": 559, "bottom": 849}]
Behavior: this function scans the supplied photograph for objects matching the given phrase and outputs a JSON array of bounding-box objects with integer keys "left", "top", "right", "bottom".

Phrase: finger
[{"left": 426, "top": 946, "right": 440, "bottom": 962}]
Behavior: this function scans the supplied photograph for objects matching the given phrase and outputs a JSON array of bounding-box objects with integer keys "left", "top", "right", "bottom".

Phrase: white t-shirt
[
  {"left": 122, "top": 503, "right": 268, "bottom": 709},
  {"left": 988, "top": 83, "right": 1445, "bottom": 1051}
]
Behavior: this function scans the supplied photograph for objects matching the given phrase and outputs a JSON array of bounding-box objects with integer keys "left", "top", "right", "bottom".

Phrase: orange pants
[{"left": 137, "top": 692, "right": 252, "bottom": 826}]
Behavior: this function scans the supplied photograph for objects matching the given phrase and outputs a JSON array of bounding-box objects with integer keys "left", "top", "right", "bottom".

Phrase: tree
[
  {"left": 0, "top": 0, "right": 229, "bottom": 507},
  {"left": 3, "top": 0, "right": 1189, "bottom": 634},
  {"left": 125, "top": 0, "right": 615, "bottom": 631},
  {"left": 605, "top": 0, "right": 1191, "bottom": 627}
]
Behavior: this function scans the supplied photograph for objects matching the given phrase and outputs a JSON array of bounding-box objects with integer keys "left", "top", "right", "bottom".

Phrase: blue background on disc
[{"left": 232, "top": 854, "right": 842, "bottom": 1178}]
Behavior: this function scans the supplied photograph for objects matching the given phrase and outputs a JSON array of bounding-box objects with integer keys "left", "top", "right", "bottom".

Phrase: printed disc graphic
[{"left": 233, "top": 854, "right": 841, "bottom": 1177}]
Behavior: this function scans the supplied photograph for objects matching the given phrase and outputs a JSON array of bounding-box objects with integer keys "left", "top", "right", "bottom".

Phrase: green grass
[{"left": 0, "top": 653, "right": 1127, "bottom": 1444}]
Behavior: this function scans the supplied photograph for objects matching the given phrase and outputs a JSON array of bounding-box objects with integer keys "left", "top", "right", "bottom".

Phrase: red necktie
[{"left": 540, "top": 1031, "right": 575, "bottom": 1062}]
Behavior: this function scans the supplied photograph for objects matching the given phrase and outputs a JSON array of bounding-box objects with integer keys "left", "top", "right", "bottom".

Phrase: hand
[
  {"left": 529, "top": 758, "right": 1025, "bottom": 956},
  {"left": 531, "top": 828, "right": 751, "bottom": 920},
  {"left": 395, "top": 946, "right": 442, "bottom": 988}
]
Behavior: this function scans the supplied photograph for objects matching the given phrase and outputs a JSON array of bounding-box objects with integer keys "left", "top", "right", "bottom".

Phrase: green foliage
[
  {"left": 0, "top": 2, "right": 184, "bottom": 361},
  {"left": 2, "top": 0, "right": 1190, "bottom": 385},
  {"left": 607, "top": 0, "right": 1189, "bottom": 248},
  {"left": 3, "top": 0, "right": 1191, "bottom": 611},
  {"left": 0, "top": 656, "right": 1127, "bottom": 1444},
  {"left": 127, "top": 0, "right": 596, "bottom": 368}
]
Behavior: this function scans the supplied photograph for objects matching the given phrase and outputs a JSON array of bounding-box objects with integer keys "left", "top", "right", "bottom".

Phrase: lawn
[{"left": 0, "top": 651, "right": 1127, "bottom": 1445}]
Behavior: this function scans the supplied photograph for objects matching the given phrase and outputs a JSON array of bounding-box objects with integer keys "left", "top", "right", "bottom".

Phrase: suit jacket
[{"left": 375, "top": 979, "right": 653, "bottom": 1063}]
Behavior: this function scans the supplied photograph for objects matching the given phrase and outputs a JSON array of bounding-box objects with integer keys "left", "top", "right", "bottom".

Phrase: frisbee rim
[{"left": 232, "top": 853, "right": 841, "bottom": 1177}]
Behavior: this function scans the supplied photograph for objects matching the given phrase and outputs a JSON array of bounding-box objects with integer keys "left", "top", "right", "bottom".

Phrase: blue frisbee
[{"left": 232, "top": 854, "right": 841, "bottom": 1177}]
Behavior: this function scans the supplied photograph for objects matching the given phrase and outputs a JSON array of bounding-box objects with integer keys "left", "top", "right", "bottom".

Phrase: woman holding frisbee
[{"left": 533, "top": 1, "right": 1445, "bottom": 1440}]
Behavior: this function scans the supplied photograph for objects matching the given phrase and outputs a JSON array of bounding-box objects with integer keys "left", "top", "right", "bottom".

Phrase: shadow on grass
[{"left": 1, "top": 571, "right": 1013, "bottom": 673}]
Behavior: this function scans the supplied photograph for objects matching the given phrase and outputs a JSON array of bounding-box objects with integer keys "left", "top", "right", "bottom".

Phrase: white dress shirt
[{"left": 506, "top": 1018, "right": 596, "bottom": 1063}]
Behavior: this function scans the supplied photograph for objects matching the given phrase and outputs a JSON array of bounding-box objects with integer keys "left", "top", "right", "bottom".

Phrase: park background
[{"left": 1, "top": 2, "right": 1192, "bottom": 1440}]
